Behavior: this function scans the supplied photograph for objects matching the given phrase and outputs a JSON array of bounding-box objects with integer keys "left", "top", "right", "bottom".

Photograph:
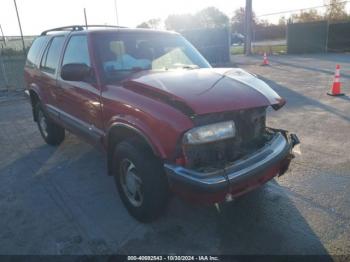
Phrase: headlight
[{"left": 183, "top": 121, "right": 236, "bottom": 144}]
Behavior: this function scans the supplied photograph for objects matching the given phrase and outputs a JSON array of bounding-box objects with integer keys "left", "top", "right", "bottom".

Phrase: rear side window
[
  {"left": 62, "top": 35, "right": 90, "bottom": 67},
  {"left": 40, "top": 36, "right": 65, "bottom": 74},
  {"left": 26, "top": 37, "right": 48, "bottom": 68}
]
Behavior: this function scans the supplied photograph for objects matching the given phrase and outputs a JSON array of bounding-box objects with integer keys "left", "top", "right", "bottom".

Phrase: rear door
[
  {"left": 24, "top": 36, "right": 49, "bottom": 92},
  {"left": 56, "top": 34, "right": 104, "bottom": 144},
  {"left": 38, "top": 35, "right": 66, "bottom": 112}
]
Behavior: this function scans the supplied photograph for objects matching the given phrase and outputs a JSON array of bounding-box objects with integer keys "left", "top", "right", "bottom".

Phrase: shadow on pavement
[
  {"left": 116, "top": 179, "right": 332, "bottom": 256},
  {"left": 259, "top": 77, "right": 350, "bottom": 123},
  {"left": 269, "top": 59, "right": 350, "bottom": 79},
  {"left": 0, "top": 144, "right": 57, "bottom": 181},
  {"left": 238, "top": 55, "right": 350, "bottom": 79},
  {"left": 339, "top": 95, "right": 350, "bottom": 102},
  {"left": 308, "top": 54, "right": 350, "bottom": 65},
  {"left": 215, "top": 181, "right": 331, "bottom": 257}
]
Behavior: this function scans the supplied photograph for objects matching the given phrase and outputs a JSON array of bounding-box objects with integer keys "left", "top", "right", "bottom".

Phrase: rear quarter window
[{"left": 26, "top": 36, "right": 48, "bottom": 68}]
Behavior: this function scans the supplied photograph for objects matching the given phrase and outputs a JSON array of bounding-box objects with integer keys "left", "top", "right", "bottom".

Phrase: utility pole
[
  {"left": 114, "top": 0, "right": 119, "bottom": 26},
  {"left": 0, "top": 25, "right": 6, "bottom": 47},
  {"left": 244, "top": 0, "right": 252, "bottom": 55},
  {"left": 84, "top": 8, "right": 88, "bottom": 28},
  {"left": 13, "top": 0, "right": 26, "bottom": 54}
]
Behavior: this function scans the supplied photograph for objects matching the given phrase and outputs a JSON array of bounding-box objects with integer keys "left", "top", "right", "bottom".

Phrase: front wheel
[
  {"left": 113, "top": 138, "right": 169, "bottom": 222},
  {"left": 36, "top": 103, "right": 65, "bottom": 146}
]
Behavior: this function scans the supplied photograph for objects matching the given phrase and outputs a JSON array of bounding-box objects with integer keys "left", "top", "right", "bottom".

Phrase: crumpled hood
[{"left": 122, "top": 68, "right": 284, "bottom": 115}]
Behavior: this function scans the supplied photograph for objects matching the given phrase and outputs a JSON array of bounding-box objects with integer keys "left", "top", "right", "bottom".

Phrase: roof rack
[{"left": 40, "top": 25, "right": 126, "bottom": 36}]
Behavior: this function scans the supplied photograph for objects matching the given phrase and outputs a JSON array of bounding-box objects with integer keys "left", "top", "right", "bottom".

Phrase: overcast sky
[{"left": 0, "top": 0, "right": 348, "bottom": 36}]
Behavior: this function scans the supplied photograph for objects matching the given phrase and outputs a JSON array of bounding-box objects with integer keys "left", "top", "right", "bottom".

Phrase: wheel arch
[
  {"left": 106, "top": 123, "right": 161, "bottom": 176},
  {"left": 29, "top": 89, "right": 41, "bottom": 122}
]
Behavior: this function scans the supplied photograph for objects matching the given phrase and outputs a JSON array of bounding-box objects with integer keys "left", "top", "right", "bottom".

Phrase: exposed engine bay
[{"left": 183, "top": 107, "right": 276, "bottom": 171}]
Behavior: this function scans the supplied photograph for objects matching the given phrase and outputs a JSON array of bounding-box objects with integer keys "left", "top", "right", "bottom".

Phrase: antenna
[
  {"left": 114, "top": 0, "right": 119, "bottom": 26},
  {"left": 84, "top": 8, "right": 88, "bottom": 29}
]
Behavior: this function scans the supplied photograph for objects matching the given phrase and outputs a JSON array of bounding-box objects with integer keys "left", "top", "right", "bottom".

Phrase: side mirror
[{"left": 61, "top": 63, "right": 91, "bottom": 82}]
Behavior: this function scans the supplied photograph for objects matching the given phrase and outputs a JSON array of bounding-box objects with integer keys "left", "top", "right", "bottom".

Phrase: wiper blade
[
  {"left": 107, "top": 67, "right": 150, "bottom": 73},
  {"left": 130, "top": 67, "right": 150, "bottom": 72},
  {"left": 158, "top": 64, "right": 199, "bottom": 71},
  {"left": 181, "top": 65, "right": 199, "bottom": 69},
  {"left": 172, "top": 63, "right": 199, "bottom": 70}
]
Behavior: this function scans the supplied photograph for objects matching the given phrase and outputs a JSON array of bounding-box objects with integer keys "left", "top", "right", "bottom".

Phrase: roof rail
[
  {"left": 40, "top": 25, "right": 126, "bottom": 36},
  {"left": 41, "top": 25, "right": 84, "bottom": 36},
  {"left": 82, "top": 25, "right": 127, "bottom": 29}
]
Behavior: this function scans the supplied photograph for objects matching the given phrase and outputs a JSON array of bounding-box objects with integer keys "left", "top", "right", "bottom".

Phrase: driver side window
[{"left": 62, "top": 35, "right": 90, "bottom": 67}]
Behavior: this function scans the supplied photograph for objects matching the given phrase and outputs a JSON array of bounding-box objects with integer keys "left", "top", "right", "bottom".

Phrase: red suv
[{"left": 24, "top": 25, "right": 299, "bottom": 222}]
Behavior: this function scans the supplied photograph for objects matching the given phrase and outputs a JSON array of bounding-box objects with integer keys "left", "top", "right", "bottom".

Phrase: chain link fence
[
  {"left": 287, "top": 20, "right": 350, "bottom": 54},
  {"left": 0, "top": 55, "right": 26, "bottom": 91},
  {"left": 231, "top": 24, "right": 288, "bottom": 56},
  {"left": 180, "top": 27, "right": 231, "bottom": 66},
  {"left": 251, "top": 24, "right": 287, "bottom": 55},
  {"left": 0, "top": 36, "right": 34, "bottom": 93}
]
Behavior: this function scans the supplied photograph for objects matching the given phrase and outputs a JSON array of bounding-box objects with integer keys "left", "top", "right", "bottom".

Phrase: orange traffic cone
[
  {"left": 261, "top": 52, "right": 269, "bottom": 66},
  {"left": 327, "top": 64, "right": 344, "bottom": 96}
]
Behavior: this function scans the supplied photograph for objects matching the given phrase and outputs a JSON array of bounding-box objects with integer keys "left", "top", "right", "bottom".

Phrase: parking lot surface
[{"left": 0, "top": 54, "right": 349, "bottom": 256}]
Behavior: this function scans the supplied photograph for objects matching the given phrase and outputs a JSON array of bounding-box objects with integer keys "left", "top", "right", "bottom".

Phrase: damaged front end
[
  {"left": 183, "top": 107, "right": 269, "bottom": 171},
  {"left": 164, "top": 107, "right": 300, "bottom": 204}
]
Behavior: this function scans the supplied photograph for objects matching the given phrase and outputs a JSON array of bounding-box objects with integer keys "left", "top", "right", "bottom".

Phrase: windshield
[{"left": 93, "top": 31, "right": 211, "bottom": 82}]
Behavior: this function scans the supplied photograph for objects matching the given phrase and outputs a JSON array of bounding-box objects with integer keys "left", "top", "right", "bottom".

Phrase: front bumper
[{"left": 164, "top": 131, "right": 299, "bottom": 203}]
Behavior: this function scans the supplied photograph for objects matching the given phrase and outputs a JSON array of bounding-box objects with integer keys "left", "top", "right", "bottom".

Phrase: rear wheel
[
  {"left": 35, "top": 103, "right": 65, "bottom": 146},
  {"left": 113, "top": 138, "right": 169, "bottom": 222}
]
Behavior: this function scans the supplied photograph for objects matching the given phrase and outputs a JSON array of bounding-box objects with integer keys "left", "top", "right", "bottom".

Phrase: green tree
[
  {"left": 278, "top": 16, "right": 287, "bottom": 26},
  {"left": 136, "top": 22, "right": 150, "bottom": 29},
  {"left": 258, "top": 19, "right": 271, "bottom": 27},
  {"left": 231, "top": 7, "right": 256, "bottom": 34},
  {"left": 325, "top": 0, "right": 348, "bottom": 21},
  {"left": 195, "top": 7, "right": 229, "bottom": 28},
  {"left": 165, "top": 7, "right": 229, "bottom": 31},
  {"left": 291, "top": 9, "right": 323, "bottom": 23},
  {"left": 137, "top": 18, "right": 161, "bottom": 29},
  {"left": 148, "top": 18, "right": 161, "bottom": 29},
  {"left": 165, "top": 14, "right": 197, "bottom": 31}
]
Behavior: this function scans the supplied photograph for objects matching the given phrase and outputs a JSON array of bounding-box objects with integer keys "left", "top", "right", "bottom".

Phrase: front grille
[{"left": 184, "top": 107, "right": 271, "bottom": 170}]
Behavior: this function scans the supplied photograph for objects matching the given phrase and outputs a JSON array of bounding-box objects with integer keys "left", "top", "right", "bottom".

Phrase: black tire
[
  {"left": 35, "top": 103, "right": 65, "bottom": 146},
  {"left": 112, "top": 138, "right": 169, "bottom": 222}
]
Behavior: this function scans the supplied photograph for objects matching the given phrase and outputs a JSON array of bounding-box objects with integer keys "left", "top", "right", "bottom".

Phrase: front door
[{"left": 56, "top": 34, "right": 104, "bottom": 145}]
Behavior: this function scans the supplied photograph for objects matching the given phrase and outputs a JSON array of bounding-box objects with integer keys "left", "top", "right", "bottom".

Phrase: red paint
[{"left": 24, "top": 28, "right": 293, "bottom": 204}]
